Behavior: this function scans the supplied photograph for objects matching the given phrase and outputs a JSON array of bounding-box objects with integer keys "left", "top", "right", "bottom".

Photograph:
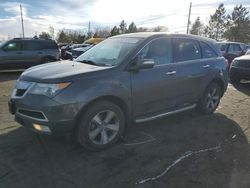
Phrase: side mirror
[{"left": 129, "top": 59, "right": 155, "bottom": 71}]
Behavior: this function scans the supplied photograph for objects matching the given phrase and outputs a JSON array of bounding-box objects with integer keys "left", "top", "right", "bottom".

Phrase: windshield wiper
[
  {"left": 76, "top": 60, "right": 114, "bottom": 67},
  {"left": 76, "top": 60, "right": 99, "bottom": 66}
]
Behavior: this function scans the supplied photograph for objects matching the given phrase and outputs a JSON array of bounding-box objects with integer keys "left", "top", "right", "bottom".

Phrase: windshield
[
  {"left": 0, "top": 41, "right": 7, "bottom": 48},
  {"left": 75, "top": 37, "right": 141, "bottom": 66}
]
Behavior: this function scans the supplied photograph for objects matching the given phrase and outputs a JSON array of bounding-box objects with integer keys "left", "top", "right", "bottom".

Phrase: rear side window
[
  {"left": 173, "top": 38, "right": 201, "bottom": 62},
  {"left": 40, "top": 41, "right": 58, "bottom": 49},
  {"left": 228, "top": 44, "right": 241, "bottom": 53},
  {"left": 200, "top": 42, "right": 218, "bottom": 58},
  {"left": 24, "top": 41, "right": 41, "bottom": 50}
]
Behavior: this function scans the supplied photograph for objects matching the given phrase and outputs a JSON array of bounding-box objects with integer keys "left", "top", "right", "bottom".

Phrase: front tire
[
  {"left": 77, "top": 100, "right": 125, "bottom": 150},
  {"left": 198, "top": 82, "right": 222, "bottom": 114}
]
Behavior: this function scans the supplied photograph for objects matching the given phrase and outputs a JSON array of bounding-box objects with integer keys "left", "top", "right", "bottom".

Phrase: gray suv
[
  {"left": 9, "top": 33, "right": 228, "bottom": 150},
  {"left": 0, "top": 38, "right": 60, "bottom": 70}
]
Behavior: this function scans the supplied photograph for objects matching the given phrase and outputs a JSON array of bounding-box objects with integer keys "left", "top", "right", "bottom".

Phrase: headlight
[
  {"left": 231, "top": 60, "right": 239, "bottom": 67},
  {"left": 29, "top": 82, "right": 71, "bottom": 98}
]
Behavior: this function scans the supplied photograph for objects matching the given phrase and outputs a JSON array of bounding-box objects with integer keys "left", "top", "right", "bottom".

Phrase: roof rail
[
  {"left": 13, "top": 37, "right": 53, "bottom": 41},
  {"left": 13, "top": 37, "right": 34, "bottom": 40}
]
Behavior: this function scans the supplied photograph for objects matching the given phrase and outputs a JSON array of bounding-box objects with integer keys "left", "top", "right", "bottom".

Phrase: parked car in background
[
  {"left": 71, "top": 44, "right": 93, "bottom": 59},
  {"left": 217, "top": 42, "right": 247, "bottom": 65},
  {"left": 0, "top": 38, "right": 60, "bottom": 70},
  {"left": 70, "top": 38, "right": 105, "bottom": 59},
  {"left": 9, "top": 33, "right": 228, "bottom": 150},
  {"left": 60, "top": 43, "right": 84, "bottom": 60},
  {"left": 230, "top": 49, "right": 250, "bottom": 83},
  {"left": 58, "top": 43, "right": 70, "bottom": 49},
  {"left": 246, "top": 45, "right": 250, "bottom": 50}
]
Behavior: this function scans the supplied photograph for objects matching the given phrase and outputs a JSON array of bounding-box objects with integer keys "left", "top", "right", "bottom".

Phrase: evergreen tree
[
  {"left": 224, "top": 4, "right": 250, "bottom": 42},
  {"left": 38, "top": 32, "right": 52, "bottom": 40},
  {"left": 190, "top": 17, "right": 204, "bottom": 35},
  {"left": 119, "top": 20, "right": 127, "bottom": 34},
  {"left": 57, "top": 30, "right": 68, "bottom": 43},
  {"left": 127, "top": 22, "right": 137, "bottom": 33},
  {"left": 110, "top": 26, "right": 120, "bottom": 36},
  {"left": 206, "top": 3, "right": 226, "bottom": 40}
]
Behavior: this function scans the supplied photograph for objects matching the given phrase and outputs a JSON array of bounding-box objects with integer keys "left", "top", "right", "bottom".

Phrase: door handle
[
  {"left": 203, "top": 64, "right": 210, "bottom": 68},
  {"left": 166, "top": 71, "right": 177, "bottom": 75},
  {"left": 16, "top": 52, "right": 23, "bottom": 54},
  {"left": 37, "top": 52, "right": 43, "bottom": 54}
]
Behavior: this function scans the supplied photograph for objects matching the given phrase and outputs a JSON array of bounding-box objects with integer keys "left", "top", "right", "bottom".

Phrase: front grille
[
  {"left": 16, "top": 89, "right": 27, "bottom": 97},
  {"left": 239, "top": 60, "right": 250, "bottom": 68},
  {"left": 18, "top": 109, "right": 47, "bottom": 120}
]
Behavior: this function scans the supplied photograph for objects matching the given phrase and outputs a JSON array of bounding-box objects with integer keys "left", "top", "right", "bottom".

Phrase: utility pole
[
  {"left": 88, "top": 21, "right": 91, "bottom": 38},
  {"left": 20, "top": 4, "right": 25, "bottom": 38},
  {"left": 186, "top": 2, "right": 192, "bottom": 34},
  {"left": 49, "top": 26, "right": 55, "bottom": 40}
]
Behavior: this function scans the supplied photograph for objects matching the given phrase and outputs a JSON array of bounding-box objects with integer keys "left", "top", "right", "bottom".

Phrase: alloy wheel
[
  {"left": 206, "top": 87, "right": 220, "bottom": 111},
  {"left": 88, "top": 110, "right": 120, "bottom": 145}
]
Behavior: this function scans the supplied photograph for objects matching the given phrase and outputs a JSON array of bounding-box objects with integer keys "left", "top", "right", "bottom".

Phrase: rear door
[
  {"left": 131, "top": 38, "right": 180, "bottom": 117},
  {"left": 23, "top": 40, "right": 43, "bottom": 66},
  {"left": 172, "top": 38, "right": 204, "bottom": 106}
]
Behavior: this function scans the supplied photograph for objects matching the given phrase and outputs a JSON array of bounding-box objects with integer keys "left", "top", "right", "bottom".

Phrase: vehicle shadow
[
  {"left": 0, "top": 71, "right": 22, "bottom": 82},
  {"left": 0, "top": 111, "right": 249, "bottom": 188},
  {"left": 231, "top": 80, "right": 250, "bottom": 96}
]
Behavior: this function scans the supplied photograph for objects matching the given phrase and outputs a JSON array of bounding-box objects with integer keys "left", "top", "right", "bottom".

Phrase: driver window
[{"left": 137, "top": 38, "right": 172, "bottom": 65}]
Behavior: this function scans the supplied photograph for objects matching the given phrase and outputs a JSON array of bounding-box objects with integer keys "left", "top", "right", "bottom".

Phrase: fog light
[{"left": 33, "top": 124, "right": 51, "bottom": 133}]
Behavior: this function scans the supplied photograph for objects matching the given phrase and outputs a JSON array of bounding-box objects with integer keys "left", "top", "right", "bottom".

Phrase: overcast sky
[{"left": 0, "top": 0, "right": 250, "bottom": 40}]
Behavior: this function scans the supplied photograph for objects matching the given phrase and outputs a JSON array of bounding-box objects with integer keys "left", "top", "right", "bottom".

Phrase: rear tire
[
  {"left": 198, "top": 82, "right": 222, "bottom": 114},
  {"left": 76, "top": 100, "right": 125, "bottom": 151}
]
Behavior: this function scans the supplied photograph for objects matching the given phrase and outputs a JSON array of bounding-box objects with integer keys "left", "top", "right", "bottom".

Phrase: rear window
[
  {"left": 173, "top": 38, "right": 201, "bottom": 62},
  {"left": 228, "top": 44, "right": 242, "bottom": 52},
  {"left": 40, "top": 41, "right": 58, "bottom": 49},
  {"left": 200, "top": 42, "right": 218, "bottom": 58}
]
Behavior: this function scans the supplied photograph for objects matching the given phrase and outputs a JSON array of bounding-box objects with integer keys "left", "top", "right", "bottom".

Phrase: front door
[{"left": 130, "top": 38, "right": 179, "bottom": 117}]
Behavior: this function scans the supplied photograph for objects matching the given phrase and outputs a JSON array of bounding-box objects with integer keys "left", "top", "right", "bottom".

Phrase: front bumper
[{"left": 8, "top": 95, "right": 84, "bottom": 135}]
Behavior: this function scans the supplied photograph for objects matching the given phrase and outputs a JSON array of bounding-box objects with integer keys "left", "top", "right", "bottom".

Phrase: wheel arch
[
  {"left": 208, "top": 78, "right": 225, "bottom": 97},
  {"left": 74, "top": 95, "right": 131, "bottom": 130}
]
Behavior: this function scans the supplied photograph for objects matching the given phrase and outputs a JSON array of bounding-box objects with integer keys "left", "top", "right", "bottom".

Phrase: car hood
[
  {"left": 20, "top": 60, "right": 112, "bottom": 83},
  {"left": 235, "top": 54, "right": 250, "bottom": 61}
]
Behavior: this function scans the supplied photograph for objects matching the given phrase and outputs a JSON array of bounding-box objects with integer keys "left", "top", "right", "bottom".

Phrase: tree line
[
  {"left": 190, "top": 3, "right": 250, "bottom": 43},
  {"left": 37, "top": 20, "right": 168, "bottom": 43}
]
